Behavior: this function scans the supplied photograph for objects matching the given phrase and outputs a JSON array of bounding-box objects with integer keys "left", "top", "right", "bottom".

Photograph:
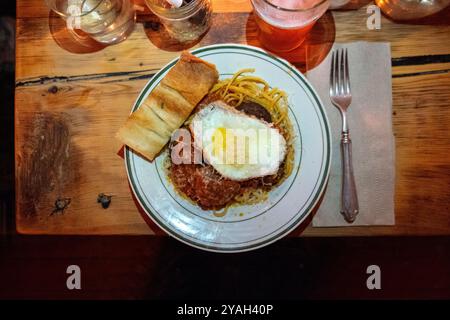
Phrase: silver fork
[{"left": 330, "top": 48, "right": 359, "bottom": 223}]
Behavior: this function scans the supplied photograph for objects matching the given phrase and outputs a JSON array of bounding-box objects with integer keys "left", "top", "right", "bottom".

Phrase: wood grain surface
[{"left": 15, "top": 0, "right": 450, "bottom": 235}]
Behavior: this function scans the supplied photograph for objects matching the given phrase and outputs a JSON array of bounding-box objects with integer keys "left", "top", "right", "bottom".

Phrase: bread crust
[
  {"left": 116, "top": 51, "right": 219, "bottom": 161},
  {"left": 161, "top": 51, "right": 219, "bottom": 106}
]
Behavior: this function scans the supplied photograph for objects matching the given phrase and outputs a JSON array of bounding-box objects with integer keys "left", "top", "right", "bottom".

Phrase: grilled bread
[{"left": 116, "top": 51, "right": 219, "bottom": 161}]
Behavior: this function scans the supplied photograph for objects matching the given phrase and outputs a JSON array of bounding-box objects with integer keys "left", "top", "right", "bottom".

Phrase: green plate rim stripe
[
  {"left": 126, "top": 45, "right": 330, "bottom": 251},
  {"left": 125, "top": 44, "right": 331, "bottom": 252},
  {"left": 131, "top": 50, "right": 324, "bottom": 244}
]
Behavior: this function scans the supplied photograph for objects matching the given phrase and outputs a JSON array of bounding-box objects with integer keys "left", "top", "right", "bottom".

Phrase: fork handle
[{"left": 341, "top": 132, "right": 359, "bottom": 223}]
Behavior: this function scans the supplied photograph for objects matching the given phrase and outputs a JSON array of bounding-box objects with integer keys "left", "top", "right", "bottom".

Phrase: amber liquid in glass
[{"left": 254, "top": 12, "right": 316, "bottom": 52}]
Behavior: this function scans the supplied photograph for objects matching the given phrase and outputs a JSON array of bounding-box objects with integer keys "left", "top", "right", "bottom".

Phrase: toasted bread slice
[
  {"left": 116, "top": 105, "right": 170, "bottom": 161},
  {"left": 149, "top": 83, "right": 194, "bottom": 130},
  {"left": 116, "top": 51, "right": 219, "bottom": 161},
  {"left": 161, "top": 51, "right": 220, "bottom": 106}
]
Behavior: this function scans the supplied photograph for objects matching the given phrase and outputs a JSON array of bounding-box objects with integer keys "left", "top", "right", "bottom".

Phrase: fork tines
[{"left": 330, "top": 48, "right": 351, "bottom": 98}]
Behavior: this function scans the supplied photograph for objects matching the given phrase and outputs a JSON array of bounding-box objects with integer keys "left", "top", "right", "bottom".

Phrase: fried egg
[{"left": 190, "top": 101, "right": 287, "bottom": 181}]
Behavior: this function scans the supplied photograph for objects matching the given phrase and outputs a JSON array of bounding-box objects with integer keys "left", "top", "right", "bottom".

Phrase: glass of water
[{"left": 45, "top": 0, "right": 136, "bottom": 45}]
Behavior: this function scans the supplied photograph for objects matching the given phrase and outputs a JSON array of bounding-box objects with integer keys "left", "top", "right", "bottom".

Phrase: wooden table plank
[
  {"left": 16, "top": 0, "right": 253, "bottom": 17},
  {"left": 15, "top": 0, "right": 450, "bottom": 235},
  {"left": 16, "top": 12, "right": 450, "bottom": 79}
]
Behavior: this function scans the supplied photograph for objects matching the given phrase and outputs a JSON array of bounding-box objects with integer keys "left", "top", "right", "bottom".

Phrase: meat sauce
[{"left": 168, "top": 100, "right": 284, "bottom": 211}]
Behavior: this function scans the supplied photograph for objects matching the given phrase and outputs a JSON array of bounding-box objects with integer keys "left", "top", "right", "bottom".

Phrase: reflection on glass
[{"left": 45, "top": 0, "right": 136, "bottom": 44}]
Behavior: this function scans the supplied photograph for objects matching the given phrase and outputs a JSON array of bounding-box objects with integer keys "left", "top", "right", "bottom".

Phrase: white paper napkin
[{"left": 307, "top": 42, "right": 395, "bottom": 226}]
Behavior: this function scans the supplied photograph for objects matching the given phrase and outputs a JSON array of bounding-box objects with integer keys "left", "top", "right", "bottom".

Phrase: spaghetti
[
  {"left": 167, "top": 69, "right": 296, "bottom": 212},
  {"left": 209, "top": 69, "right": 295, "bottom": 206}
]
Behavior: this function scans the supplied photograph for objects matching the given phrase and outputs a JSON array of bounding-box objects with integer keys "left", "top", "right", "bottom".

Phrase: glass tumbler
[
  {"left": 45, "top": 0, "right": 136, "bottom": 45},
  {"left": 251, "top": 0, "right": 330, "bottom": 52},
  {"left": 145, "top": 0, "right": 212, "bottom": 43},
  {"left": 375, "top": 0, "right": 450, "bottom": 20}
]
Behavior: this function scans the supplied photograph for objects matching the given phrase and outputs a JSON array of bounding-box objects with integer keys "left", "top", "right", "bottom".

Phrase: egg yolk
[
  {"left": 212, "top": 127, "right": 228, "bottom": 157},
  {"left": 212, "top": 127, "right": 252, "bottom": 165}
]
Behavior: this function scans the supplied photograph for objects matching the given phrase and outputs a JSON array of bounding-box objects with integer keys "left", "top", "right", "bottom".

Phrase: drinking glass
[
  {"left": 145, "top": 0, "right": 212, "bottom": 43},
  {"left": 375, "top": 0, "right": 450, "bottom": 20},
  {"left": 45, "top": 0, "right": 136, "bottom": 45},
  {"left": 251, "top": 0, "right": 330, "bottom": 52}
]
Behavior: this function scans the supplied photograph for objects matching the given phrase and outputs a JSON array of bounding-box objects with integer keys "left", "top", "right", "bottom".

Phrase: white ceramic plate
[{"left": 125, "top": 44, "right": 331, "bottom": 252}]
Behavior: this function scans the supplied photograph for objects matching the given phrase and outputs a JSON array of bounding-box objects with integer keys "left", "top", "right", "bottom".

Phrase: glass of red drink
[{"left": 251, "top": 0, "right": 330, "bottom": 52}]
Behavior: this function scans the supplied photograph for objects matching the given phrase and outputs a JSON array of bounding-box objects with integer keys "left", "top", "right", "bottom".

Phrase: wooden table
[{"left": 15, "top": 0, "right": 450, "bottom": 236}]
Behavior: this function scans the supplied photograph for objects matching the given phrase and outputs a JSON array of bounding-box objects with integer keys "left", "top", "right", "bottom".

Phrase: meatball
[{"left": 236, "top": 101, "right": 272, "bottom": 123}]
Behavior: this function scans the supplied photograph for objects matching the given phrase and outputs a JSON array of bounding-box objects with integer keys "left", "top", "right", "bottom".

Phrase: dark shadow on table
[
  {"left": 245, "top": 11, "right": 336, "bottom": 73},
  {"left": 0, "top": 15, "right": 15, "bottom": 236},
  {"left": 48, "top": 10, "right": 107, "bottom": 54}
]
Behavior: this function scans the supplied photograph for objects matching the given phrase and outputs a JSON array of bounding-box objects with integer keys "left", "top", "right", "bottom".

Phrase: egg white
[{"left": 190, "top": 101, "right": 287, "bottom": 181}]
